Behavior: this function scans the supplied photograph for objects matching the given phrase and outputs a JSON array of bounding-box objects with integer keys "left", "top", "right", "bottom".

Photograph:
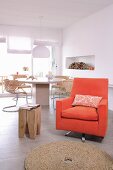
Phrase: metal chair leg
[
  {"left": 25, "top": 93, "right": 28, "bottom": 104},
  {"left": 2, "top": 93, "right": 29, "bottom": 112},
  {"left": 2, "top": 94, "right": 19, "bottom": 112},
  {"left": 2, "top": 105, "right": 19, "bottom": 112},
  {"left": 16, "top": 94, "right": 18, "bottom": 106},
  {"left": 2, "top": 93, "right": 19, "bottom": 112}
]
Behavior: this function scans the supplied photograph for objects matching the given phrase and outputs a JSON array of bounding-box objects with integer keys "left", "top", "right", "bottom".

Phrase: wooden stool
[{"left": 19, "top": 104, "right": 41, "bottom": 139}]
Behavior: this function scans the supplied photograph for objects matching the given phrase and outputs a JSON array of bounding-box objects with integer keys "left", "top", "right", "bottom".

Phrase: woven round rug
[{"left": 25, "top": 141, "right": 113, "bottom": 170}]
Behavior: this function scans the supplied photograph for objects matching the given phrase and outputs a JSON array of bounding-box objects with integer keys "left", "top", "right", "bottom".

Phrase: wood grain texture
[
  {"left": 18, "top": 109, "right": 27, "bottom": 138},
  {"left": 19, "top": 106, "right": 41, "bottom": 139}
]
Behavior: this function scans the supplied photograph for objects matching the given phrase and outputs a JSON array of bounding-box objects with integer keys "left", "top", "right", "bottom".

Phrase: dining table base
[{"left": 32, "top": 84, "right": 49, "bottom": 105}]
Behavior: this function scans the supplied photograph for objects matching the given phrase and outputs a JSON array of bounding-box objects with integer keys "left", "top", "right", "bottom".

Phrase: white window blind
[
  {"left": 7, "top": 36, "right": 31, "bottom": 54},
  {"left": 0, "top": 36, "right": 6, "bottom": 43}
]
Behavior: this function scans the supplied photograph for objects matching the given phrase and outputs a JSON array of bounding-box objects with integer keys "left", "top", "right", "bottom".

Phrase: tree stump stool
[{"left": 19, "top": 104, "right": 41, "bottom": 139}]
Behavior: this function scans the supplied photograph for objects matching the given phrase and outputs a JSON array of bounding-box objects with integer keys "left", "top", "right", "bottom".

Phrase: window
[
  {"left": 0, "top": 36, "right": 32, "bottom": 75},
  {"left": 0, "top": 37, "right": 54, "bottom": 77},
  {"left": 33, "top": 46, "right": 52, "bottom": 77}
]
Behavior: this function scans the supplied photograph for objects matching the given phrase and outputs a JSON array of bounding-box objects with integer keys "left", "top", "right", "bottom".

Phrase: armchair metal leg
[
  {"left": 98, "top": 136, "right": 104, "bottom": 142},
  {"left": 65, "top": 131, "right": 71, "bottom": 136},
  {"left": 81, "top": 133, "right": 85, "bottom": 142}
]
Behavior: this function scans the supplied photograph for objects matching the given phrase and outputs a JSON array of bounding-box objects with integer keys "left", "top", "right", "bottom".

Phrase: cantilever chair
[
  {"left": 51, "top": 76, "right": 69, "bottom": 106},
  {"left": 52, "top": 79, "right": 73, "bottom": 108},
  {"left": 2, "top": 79, "right": 31, "bottom": 112},
  {"left": 0, "top": 75, "right": 8, "bottom": 93},
  {"left": 51, "top": 76, "right": 69, "bottom": 96},
  {"left": 56, "top": 78, "right": 108, "bottom": 142},
  {"left": 12, "top": 74, "right": 32, "bottom": 98}
]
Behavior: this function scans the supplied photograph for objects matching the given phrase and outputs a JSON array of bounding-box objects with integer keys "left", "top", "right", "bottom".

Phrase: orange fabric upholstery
[
  {"left": 56, "top": 78, "right": 108, "bottom": 137},
  {"left": 62, "top": 106, "right": 98, "bottom": 121}
]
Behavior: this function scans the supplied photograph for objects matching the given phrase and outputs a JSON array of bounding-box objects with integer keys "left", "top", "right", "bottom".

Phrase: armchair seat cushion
[{"left": 62, "top": 106, "right": 98, "bottom": 121}]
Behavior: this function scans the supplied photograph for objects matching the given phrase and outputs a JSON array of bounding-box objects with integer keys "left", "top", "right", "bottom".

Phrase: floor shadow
[{"left": 65, "top": 131, "right": 103, "bottom": 143}]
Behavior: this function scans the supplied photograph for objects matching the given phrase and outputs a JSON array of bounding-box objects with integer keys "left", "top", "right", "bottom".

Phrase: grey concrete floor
[{"left": 0, "top": 97, "right": 113, "bottom": 170}]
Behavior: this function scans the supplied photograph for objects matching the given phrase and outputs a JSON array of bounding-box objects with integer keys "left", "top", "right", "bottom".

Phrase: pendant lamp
[{"left": 30, "top": 16, "right": 50, "bottom": 79}]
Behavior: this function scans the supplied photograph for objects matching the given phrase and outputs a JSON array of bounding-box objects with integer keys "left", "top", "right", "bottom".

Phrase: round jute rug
[{"left": 25, "top": 141, "right": 113, "bottom": 170}]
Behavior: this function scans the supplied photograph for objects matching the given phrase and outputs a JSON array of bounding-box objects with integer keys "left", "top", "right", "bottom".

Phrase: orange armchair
[{"left": 56, "top": 78, "right": 108, "bottom": 140}]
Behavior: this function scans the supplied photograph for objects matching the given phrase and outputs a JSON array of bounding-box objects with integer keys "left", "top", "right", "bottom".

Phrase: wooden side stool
[{"left": 19, "top": 104, "right": 41, "bottom": 139}]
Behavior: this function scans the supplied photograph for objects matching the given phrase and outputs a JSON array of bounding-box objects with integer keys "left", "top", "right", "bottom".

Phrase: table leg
[{"left": 32, "top": 84, "right": 49, "bottom": 105}]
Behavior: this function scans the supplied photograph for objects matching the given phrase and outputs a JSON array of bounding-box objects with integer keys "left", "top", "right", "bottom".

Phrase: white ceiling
[{"left": 0, "top": 0, "right": 113, "bottom": 29}]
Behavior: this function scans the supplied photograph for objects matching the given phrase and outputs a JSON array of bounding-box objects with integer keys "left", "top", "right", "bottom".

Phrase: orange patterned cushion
[{"left": 72, "top": 94, "right": 102, "bottom": 108}]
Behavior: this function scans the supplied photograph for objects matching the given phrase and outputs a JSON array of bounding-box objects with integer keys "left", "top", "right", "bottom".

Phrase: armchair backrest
[{"left": 71, "top": 78, "right": 108, "bottom": 99}]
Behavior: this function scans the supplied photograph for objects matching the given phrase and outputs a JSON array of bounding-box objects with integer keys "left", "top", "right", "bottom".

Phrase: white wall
[
  {"left": 0, "top": 25, "right": 62, "bottom": 41},
  {"left": 62, "top": 4, "right": 113, "bottom": 110}
]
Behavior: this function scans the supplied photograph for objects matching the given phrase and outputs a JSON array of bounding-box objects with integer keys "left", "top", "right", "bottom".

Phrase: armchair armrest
[
  {"left": 97, "top": 98, "right": 108, "bottom": 115},
  {"left": 98, "top": 98, "right": 108, "bottom": 106},
  {"left": 56, "top": 97, "right": 74, "bottom": 125},
  {"left": 56, "top": 97, "right": 74, "bottom": 111},
  {"left": 97, "top": 99, "right": 108, "bottom": 136}
]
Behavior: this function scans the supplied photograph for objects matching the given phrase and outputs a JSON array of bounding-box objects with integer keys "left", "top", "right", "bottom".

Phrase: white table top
[
  {"left": 9, "top": 76, "right": 113, "bottom": 87},
  {"left": 17, "top": 77, "right": 65, "bottom": 84}
]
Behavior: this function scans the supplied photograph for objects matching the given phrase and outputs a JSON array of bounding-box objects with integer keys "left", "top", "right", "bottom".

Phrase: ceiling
[{"left": 0, "top": 0, "right": 113, "bottom": 29}]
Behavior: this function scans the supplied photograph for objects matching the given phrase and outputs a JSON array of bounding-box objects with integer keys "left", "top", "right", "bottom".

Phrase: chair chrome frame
[{"left": 2, "top": 79, "right": 29, "bottom": 112}]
